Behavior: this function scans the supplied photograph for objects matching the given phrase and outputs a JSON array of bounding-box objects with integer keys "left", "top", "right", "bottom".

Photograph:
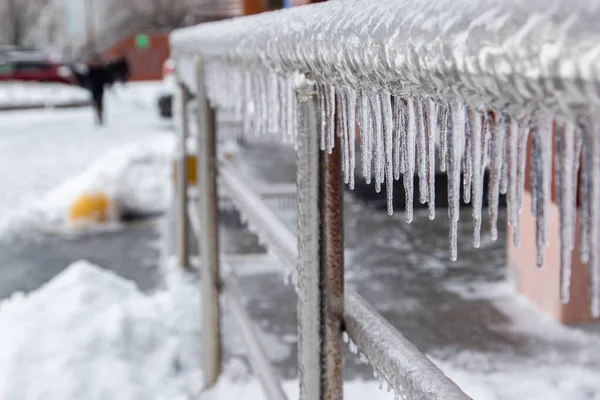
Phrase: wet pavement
[{"left": 224, "top": 141, "right": 600, "bottom": 383}]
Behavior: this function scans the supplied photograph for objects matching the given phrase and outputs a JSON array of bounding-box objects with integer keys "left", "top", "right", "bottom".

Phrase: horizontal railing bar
[
  {"left": 221, "top": 263, "right": 289, "bottom": 400},
  {"left": 344, "top": 291, "right": 470, "bottom": 400},
  {"left": 171, "top": 0, "right": 600, "bottom": 115},
  {"left": 219, "top": 159, "right": 297, "bottom": 269},
  {"left": 218, "top": 159, "right": 467, "bottom": 399}
]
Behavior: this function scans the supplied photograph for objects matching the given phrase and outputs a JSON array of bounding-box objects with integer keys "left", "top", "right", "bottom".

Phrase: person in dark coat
[{"left": 71, "top": 53, "right": 130, "bottom": 125}]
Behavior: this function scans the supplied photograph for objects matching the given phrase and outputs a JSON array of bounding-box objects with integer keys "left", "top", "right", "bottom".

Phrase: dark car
[{"left": 0, "top": 52, "right": 73, "bottom": 84}]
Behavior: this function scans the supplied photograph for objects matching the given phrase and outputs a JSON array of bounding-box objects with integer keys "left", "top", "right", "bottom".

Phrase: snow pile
[
  {"left": 0, "top": 82, "right": 89, "bottom": 109},
  {"left": 0, "top": 260, "right": 202, "bottom": 400},
  {"left": 1, "top": 136, "right": 174, "bottom": 234}
]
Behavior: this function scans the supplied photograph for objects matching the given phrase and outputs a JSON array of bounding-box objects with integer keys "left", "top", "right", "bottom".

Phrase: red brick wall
[{"left": 103, "top": 33, "right": 170, "bottom": 81}]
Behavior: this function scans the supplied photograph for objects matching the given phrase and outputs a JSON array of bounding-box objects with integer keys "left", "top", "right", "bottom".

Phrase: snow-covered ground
[
  {"left": 0, "top": 82, "right": 172, "bottom": 234},
  {"left": 0, "top": 82, "right": 90, "bottom": 109}
]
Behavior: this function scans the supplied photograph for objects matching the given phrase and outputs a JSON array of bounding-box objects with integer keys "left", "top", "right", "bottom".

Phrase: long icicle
[
  {"left": 347, "top": 88, "right": 357, "bottom": 190},
  {"left": 470, "top": 109, "right": 484, "bottom": 248},
  {"left": 414, "top": 97, "right": 428, "bottom": 204},
  {"left": 393, "top": 97, "right": 402, "bottom": 180},
  {"left": 340, "top": 88, "right": 351, "bottom": 184},
  {"left": 463, "top": 106, "right": 473, "bottom": 204},
  {"left": 318, "top": 84, "right": 326, "bottom": 151},
  {"left": 579, "top": 118, "right": 591, "bottom": 263},
  {"left": 514, "top": 118, "right": 531, "bottom": 247},
  {"left": 424, "top": 99, "right": 436, "bottom": 220},
  {"left": 370, "top": 93, "right": 384, "bottom": 193},
  {"left": 556, "top": 121, "right": 576, "bottom": 303},
  {"left": 404, "top": 98, "right": 416, "bottom": 223},
  {"left": 589, "top": 122, "right": 600, "bottom": 317},
  {"left": 448, "top": 102, "right": 463, "bottom": 261},
  {"left": 507, "top": 117, "right": 519, "bottom": 230},
  {"left": 326, "top": 85, "right": 336, "bottom": 154},
  {"left": 382, "top": 92, "right": 394, "bottom": 215},
  {"left": 359, "top": 90, "right": 372, "bottom": 183},
  {"left": 439, "top": 105, "right": 448, "bottom": 172},
  {"left": 488, "top": 111, "right": 505, "bottom": 242}
]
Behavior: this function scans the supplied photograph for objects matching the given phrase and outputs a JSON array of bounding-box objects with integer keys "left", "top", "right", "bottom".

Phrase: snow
[
  {"left": 0, "top": 260, "right": 202, "bottom": 400},
  {"left": 0, "top": 82, "right": 172, "bottom": 234},
  {"left": 0, "top": 258, "right": 598, "bottom": 400},
  {"left": 0, "top": 82, "right": 89, "bottom": 109}
]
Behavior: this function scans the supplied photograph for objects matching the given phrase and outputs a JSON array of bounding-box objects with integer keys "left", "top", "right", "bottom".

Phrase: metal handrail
[
  {"left": 170, "top": 0, "right": 600, "bottom": 117},
  {"left": 221, "top": 264, "right": 289, "bottom": 400},
  {"left": 217, "top": 157, "right": 470, "bottom": 400}
]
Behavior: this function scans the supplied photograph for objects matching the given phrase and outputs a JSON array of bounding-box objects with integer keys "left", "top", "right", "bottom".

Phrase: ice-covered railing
[
  {"left": 171, "top": 2, "right": 600, "bottom": 398},
  {"left": 172, "top": 0, "right": 600, "bottom": 314}
]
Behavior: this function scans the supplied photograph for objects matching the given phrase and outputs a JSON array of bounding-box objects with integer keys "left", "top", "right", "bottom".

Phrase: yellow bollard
[
  {"left": 172, "top": 155, "right": 198, "bottom": 186},
  {"left": 69, "top": 192, "right": 112, "bottom": 225}
]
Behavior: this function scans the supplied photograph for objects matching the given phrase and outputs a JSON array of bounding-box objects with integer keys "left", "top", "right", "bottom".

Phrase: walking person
[{"left": 71, "top": 53, "right": 130, "bottom": 126}]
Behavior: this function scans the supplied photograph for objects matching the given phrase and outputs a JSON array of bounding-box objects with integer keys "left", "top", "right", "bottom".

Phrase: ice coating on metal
[
  {"left": 171, "top": 0, "right": 600, "bottom": 315},
  {"left": 171, "top": 0, "right": 600, "bottom": 116},
  {"left": 344, "top": 292, "right": 470, "bottom": 400}
]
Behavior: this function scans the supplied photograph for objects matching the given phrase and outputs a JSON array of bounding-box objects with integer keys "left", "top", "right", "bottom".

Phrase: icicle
[
  {"left": 556, "top": 121, "right": 576, "bottom": 303},
  {"left": 337, "top": 88, "right": 350, "bottom": 184},
  {"left": 513, "top": 119, "right": 531, "bottom": 247},
  {"left": 470, "top": 109, "right": 484, "bottom": 248},
  {"left": 579, "top": 119, "right": 591, "bottom": 264},
  {"left": 287, "top": 77, "right": 297, "bottom": 145},
  {"left": 404, "top": 98, "right": 416, "bottom": 223},
  {"left": 439, "top": 105, "right": 448, "bottom": 172},
  {"left": 488, "top": 111, "right": 505, "bottom": 242},
  {"left": 325, "top": 85, "right": 336, "bottom": 154},
  {"left": 414, "top": 97, "right": 428, "bottom": 204},
  {"left": 463, "top": 106, "right": 473, "bottom": 204},
  {"left": 318, "top": 84, "right": 326, "bottom": 151},
  {"left": 347, "top": 88, "right": 357, "bottom": 190},
  {"left": 500, "top": 117, "right": 509, "bottom": 195},
  {"left": 359, "top": 90, "right": 373, "bottom": 184},
  {"left": 393, "top": 97, "right": 403, "bottom": 180},
  {"left": 448, "top": 102, "right": 463, "bottom": 261},
  {"left": 382, "top": 92, "right": 394, "bottom": 215},
  {"left": 424, "top": 99, "right": 436, "bottom": 219},
  {"left": 507, "top": 117, "right": 519, "bottom": 231},
  {"left": 268, "top": 73, "right": 280, "bottom": 136},
  {"left": 370, "top": 93, "right": 384, "bottom": 193},
  {"left": 260, "top": 72, "right": 269, "bottom": 136},
  {"left": 531, "top": 114, "right": 553, "bottom": 267},
  {"left": 588, "top": 123, "right": 600, "bottom": 317}
]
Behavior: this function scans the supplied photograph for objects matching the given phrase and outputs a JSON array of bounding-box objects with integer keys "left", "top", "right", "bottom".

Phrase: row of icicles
[{"left": 204, "top": 62, "right": 600, "bottom": 317}]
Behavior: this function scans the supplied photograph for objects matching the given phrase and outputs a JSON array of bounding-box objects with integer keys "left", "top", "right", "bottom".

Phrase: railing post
[
  {"left": 195, "top": 57, "right": 222, "bottom": 388},
  {"left": 296, "top": 74, "right": 344, "bottom": 400},
  {"left": 175, "top": 80, "right": 190, "bottom": 268}
]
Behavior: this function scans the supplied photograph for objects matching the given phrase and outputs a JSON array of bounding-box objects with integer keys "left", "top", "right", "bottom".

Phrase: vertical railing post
[
  {"left": 175, "top": 80, "right": 190, "bottom": 268},
  {"left": 296, "top": 74, "right": 345, "bottom": 400},
  {"left": 196, "top": 57, "right": 222, "bottom": 387}
]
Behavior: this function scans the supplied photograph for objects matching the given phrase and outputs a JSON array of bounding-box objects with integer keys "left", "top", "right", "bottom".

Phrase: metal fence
[{"left": 170, "top": 1, "right": 600, "bottom": 399}]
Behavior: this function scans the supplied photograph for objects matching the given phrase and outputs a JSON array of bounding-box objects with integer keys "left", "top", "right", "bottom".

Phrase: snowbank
[
  {"left": 1, "top": 136, "right": 174, "bottom": 234},
  {"left": 0, "top": 260, "right": 202, "bottom": 400},
  {"left": 0, "top": 82, "right": 89, "bottom": 109},
  {"left": 0, "top": 259, "right": 598, "bottom": 399}
]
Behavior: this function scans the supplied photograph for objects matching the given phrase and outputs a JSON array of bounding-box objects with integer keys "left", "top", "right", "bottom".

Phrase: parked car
[
  {"left": 0, "top": 52, "right": 73, "bottom": 84},
  {"left": 157, "top": 58, "right": 176, "bottom": 118}
]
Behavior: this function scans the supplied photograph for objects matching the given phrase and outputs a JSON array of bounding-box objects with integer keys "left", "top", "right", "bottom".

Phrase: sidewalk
[{"left": 221, "top": 141, "right": 600, "bottom": 397}]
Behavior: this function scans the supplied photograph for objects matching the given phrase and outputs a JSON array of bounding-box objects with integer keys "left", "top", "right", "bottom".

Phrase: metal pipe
[
  {"left": 344, "top": 291, "right": 470, "bottom": 400},
  {"left": 296, "top": 74, "right": 344, "bottom": 400},
  {"left": 221, "top": 265, "right": 289, "bottom": 400},
  {"left": 219, "top": 161, "right": 297, "bottom": 269},
  {"left": 175, "top": 81, "right": 190, "bottom": 269},
  {"left": 195, "top": 57, "right": 222, "bottom": 388}
]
